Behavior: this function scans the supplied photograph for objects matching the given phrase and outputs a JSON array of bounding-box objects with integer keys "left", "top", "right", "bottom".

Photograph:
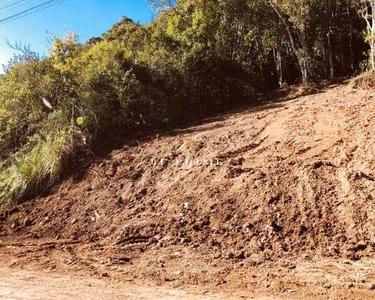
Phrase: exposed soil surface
[
  {"left": 1, "top": 267, "right": 278, "bottom": 300},
  {"left": 2, "top": 82, "right": 375, "bottom": 299}
]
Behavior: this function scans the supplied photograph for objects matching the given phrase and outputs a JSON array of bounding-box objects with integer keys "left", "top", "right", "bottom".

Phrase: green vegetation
[{"left": 0, "top": 0, "right": 374, "bottom": 206}]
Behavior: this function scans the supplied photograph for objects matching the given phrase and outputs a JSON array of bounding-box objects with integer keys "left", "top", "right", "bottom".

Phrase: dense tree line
[{"left": 0, "top": 0, "right": 373, "bottom": 205}]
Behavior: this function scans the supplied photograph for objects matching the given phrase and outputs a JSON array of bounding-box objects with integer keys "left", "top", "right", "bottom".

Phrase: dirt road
[
  {"left": 2, "top": 82, "right": 375, "bottom": 299},
  {"left": 0, "top": 268, "right": 280, "bottom": 300}
]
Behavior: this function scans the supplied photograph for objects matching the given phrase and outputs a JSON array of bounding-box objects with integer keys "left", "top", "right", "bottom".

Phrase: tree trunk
[
  {"left": 327, "top": 32, "right": 334, "bottom": 78},
  {"left": 268, "top": 0, "right": 309, "bottom": 83},
  {"left": 256, "top": 40, "right": 266, "bottom": 92},
  {"left": 273, "top": 48, "right": 283, "bottom": 87},
  {"left": 362, "top": 0, "right": 375, "bottom": 71},
  {"left": 327, "top": 0, "right": 335, "bottom": 78},
  {"left": 347, "top": 2, "right": 355, "bottom": 71}
]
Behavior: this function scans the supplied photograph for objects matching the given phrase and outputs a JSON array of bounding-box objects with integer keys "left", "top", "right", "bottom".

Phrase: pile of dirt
[
  {"left": 2, "top": 83, "right": 375, "bottom": 297},
  {"left": 352, "top": 72, "right": 375, "bottom": 90}
]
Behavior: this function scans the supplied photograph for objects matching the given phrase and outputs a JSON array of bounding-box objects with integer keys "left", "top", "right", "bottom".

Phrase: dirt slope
[{"left": 2, "top": 82, "right": 375, "bottom": 299}]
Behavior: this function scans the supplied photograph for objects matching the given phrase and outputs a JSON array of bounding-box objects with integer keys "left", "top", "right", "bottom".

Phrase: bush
[
  {"left": 0, "top": 36, "right": 163, "bottom": 206},
  {"left": 0, "top": 27, "right": 256, "bottom": 206},
  {"left": 75, "top": 41, "right": 148, "bottom": 135},
  {"left": 0, "top": 34, "right": 84, "bottom": 206}
]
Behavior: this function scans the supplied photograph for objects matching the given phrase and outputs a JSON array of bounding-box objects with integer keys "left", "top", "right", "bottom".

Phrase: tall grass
[{"left": 0, "top": 113, "right": 79, "bottom": 208}]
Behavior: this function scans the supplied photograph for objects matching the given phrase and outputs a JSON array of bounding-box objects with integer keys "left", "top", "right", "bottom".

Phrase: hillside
[
  {"left": 1, "top": 82, "right": 375, "bottom": 299},
  {"left": 1, "top": 0, "right": 371, "bottom": 208}
]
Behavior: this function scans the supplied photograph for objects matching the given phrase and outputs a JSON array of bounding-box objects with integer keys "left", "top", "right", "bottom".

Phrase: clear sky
[{"left": 0, "top": 0, "right": 154, "bottom": 68}]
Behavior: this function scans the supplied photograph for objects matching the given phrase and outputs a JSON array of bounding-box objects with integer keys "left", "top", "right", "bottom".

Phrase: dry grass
[{"left": 0, "top": 129, "right": 75, "bottom": 208}]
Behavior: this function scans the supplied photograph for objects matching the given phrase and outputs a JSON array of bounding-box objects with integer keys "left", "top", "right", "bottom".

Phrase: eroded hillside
[{"left": 2, "top": 83, "right": 375, "bottom": 299}]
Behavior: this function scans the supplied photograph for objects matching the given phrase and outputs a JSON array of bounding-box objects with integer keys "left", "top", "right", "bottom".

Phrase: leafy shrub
[{"left": 75, "top": 41, "right": 148, "bottom": 135}]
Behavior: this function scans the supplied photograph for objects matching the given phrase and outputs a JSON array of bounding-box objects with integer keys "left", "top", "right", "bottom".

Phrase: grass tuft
[{"left": 0, "top": 127, "right": 76, "bottom": 208}]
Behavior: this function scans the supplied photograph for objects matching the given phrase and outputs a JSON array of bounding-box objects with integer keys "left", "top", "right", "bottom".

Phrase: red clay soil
[{"left": 2, "top": 82, "right": 375, "bottom": 299}]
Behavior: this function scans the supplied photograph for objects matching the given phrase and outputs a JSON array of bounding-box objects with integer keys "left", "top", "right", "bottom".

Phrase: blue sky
[{"left": 0, "top": 0, "right": 154, "bottom": 68}]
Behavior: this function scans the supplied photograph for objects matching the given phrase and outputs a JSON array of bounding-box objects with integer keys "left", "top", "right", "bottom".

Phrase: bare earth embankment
[{"left": 2, "top": 82, "right": 375, "bottom": 299}]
